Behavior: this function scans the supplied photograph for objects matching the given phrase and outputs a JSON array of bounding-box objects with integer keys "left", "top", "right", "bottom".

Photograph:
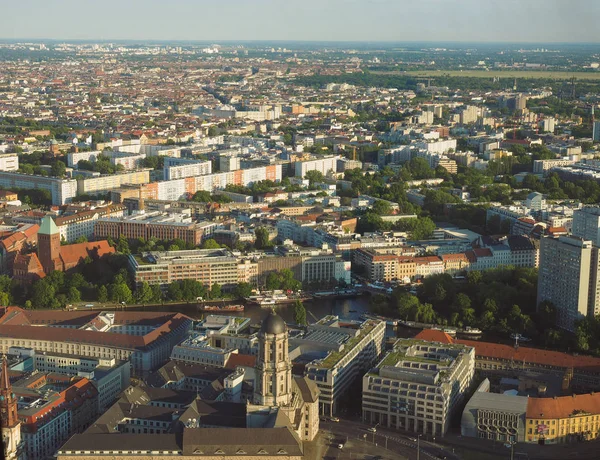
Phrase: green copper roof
[{"left": 38, "top": 216, "right": 59, "bottom": 235}]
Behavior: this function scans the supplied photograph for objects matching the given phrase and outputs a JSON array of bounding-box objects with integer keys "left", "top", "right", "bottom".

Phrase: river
[{"left": 129, "top": 296, "right": 371, "bottom": 324}]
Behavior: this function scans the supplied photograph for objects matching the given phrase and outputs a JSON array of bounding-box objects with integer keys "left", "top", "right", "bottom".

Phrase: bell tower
[
  {"left": 254, "top": 310, "right": 292, "bottom": 407},
  {"left": 38, "top": 216, "right": 60, "bottom": 274},
  {"left": 1, "top": 356, "right": 22, "bottom": 460}
]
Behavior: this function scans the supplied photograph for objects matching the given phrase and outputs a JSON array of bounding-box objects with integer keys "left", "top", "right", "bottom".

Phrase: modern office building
[
  {"left": 537, "top": 236, "right": 600, "bottom": 332},
  {"left": 0, "top": 171, "right": 77, "bottom": 205},
  {"left": 0, "top": 307, "right": 192, "bottom": 375},
  {"left": 303, "top": 317, "right": 386, "bottom": 416},
  {"left": 128, "top": 249, "right": 240, "bottom": 288},
  {"left": 362, "top": 338, "right": 475, "bottom": 436}
]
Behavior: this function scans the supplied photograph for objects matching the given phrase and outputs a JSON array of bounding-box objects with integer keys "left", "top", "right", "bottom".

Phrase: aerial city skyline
[
  {"left": 0, "top": 3, "right": 600, "bottom": 459},
  {"left": 0, "top": 0, "right": 599, "bottom": 42}
]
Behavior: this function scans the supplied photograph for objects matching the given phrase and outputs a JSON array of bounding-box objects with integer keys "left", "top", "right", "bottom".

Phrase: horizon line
[{"left": 1, "top": 38, "right": 599, "bottom": 46}]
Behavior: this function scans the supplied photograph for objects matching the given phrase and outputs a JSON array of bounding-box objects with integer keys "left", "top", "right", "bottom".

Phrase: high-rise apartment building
[
  {"left": 537, "top": 236, "right": 600, "bottom": 332},
  {"left": 572, "top": 207, "right": 600, "bottom": 247},
  {"left": 593, "top": 120, "right": 600, "bottom": 142}
]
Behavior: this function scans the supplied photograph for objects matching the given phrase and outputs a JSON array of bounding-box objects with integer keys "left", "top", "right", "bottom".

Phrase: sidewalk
[{"left": 440, "top": 434, "right": 600, "bottom": 460}]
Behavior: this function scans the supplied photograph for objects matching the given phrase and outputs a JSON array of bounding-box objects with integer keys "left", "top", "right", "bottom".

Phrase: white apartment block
[
  {"left": 537, "top": 236, "right": 600, "bottom": 332},
  {"left": 0, "top": 153, "right": 19, "bottom": 171},
  {"left": 362, "top": 338, "right": 475, "bottom": 436},
  {"left": 77, "top": 170, "right": 151, "bottom": 196},
  {"left": 163, "top": 159, "right": 212, "bottom": 180},
  {"left": 67, "top": 150, "right": 102, "bottom": 167},
  {"left": 0, "top": 171, "right": 77, "bottom": 205},
  {"left": 115, "top": 144, "right": 185, "bottom": 158},
  {"left": 572, "top": 207, "right": 600, "bottom": 247},
  {"left": 295, "top": 156, "right": 339, "bottom": 178},
  {"left": 415, "top": 138, "right": 457, "bottom": 155}
]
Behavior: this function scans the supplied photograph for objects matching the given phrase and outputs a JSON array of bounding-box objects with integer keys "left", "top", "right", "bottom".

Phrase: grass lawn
[{"left": 372, "top": 70, "right": 600, "bottom": 80}]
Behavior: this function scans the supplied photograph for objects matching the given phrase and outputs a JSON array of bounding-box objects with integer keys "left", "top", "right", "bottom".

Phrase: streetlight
[
  {"left": 506, "top": 440, "right": 517, "bottom": 460},
  {"left": 417, "top": 434, "right": 422, "bottom": 460}
]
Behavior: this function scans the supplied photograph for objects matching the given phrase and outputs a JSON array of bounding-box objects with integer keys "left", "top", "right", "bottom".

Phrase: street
[{"left": 320, "top": 418, "right": 459, "bottom": 460}]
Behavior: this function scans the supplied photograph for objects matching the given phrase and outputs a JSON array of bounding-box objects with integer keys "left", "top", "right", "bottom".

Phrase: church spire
[{"left": 1, "top": 354, "right": 10, "bottom": 392}]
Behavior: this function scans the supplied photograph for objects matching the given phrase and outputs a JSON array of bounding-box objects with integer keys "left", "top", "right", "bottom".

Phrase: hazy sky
[{"left": 2, "top": 0, "right": 599, "bottom": 43}]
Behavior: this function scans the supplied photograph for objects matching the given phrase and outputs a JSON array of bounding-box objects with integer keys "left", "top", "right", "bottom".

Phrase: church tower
[
  {"left": 38, "top": 216, "right": 60, "bottom": 274},
  {"left": 1, "top": 356, "right": 22, "bottom": 460},
  {"left": 254, "top": 310, "right": 292, "bottom": 406}
]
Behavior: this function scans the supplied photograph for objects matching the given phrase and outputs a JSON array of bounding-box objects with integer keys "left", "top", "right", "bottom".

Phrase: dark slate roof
[
  {"left": 58, "top": 433, "right": 182, "bottom": 454},
  {"left": 293, "top": 376, "right": 320, "bottom": 404},
  {"left": 182, "top": 427, "right": 303, "bottom": 456},
  {"left": 261, "top": 310, "right": 286, "bottom": 335}
]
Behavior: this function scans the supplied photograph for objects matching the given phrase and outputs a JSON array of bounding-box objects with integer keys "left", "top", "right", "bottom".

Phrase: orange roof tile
[
  {"left": 225, "top": 353, "right": 257, "bottom": 369},
  {"left": 526, "top": 393, "right": 600, "bottom": 419},
  {"left": 415, "top": 329, "right": 454, "bottom": 344}
]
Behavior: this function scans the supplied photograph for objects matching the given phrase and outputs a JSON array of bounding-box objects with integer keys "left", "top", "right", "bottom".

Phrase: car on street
[
  {"left": 408, "top": 437, "right": 417, "bottom": 442},
  {"left": 367, "top": 427, "right": 377, "bottom": 433},
  {"left": 337, "top": 443, "right": 344, "bottom": 450},
  {"left": 329, "top": 416, "right": 340, "bottom": 422}
]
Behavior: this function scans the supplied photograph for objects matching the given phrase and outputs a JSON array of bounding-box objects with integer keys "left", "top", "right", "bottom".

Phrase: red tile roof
[
  {"left": 456, "top": 338, "right": 600, "bottom": 373},
  {"left": 416, "top": 329, "right": 600, "bottom": 372},
  {"left": 415, "top": 329, "right": 454, "bottom": 344},
  {"left": 473, "top": 248, "right": 493, "bottom": 258},
  {"left": 526, "top": 393, "right": 600, "bottom": 420},
  {"left": 58, "top": 240, "right": 115, "bottom": 269},
  {"left": 441, "top": 253, "right": 469, "bottom": 262},
  {"left": 225, "top": 353, "right": 257, "bottom": 369},
  {"left": 0, "top": 307, "right": 192, "bottom": 350}
]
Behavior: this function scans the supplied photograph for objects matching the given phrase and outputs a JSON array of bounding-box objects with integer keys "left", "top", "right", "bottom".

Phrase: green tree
[
  {"left": 265, "top": 272, "right": 280, "bottom": 290},
  {"left": 32, "top": 280, "right": 55, "bottom": 308},
  {"left": 305, "top": 170, "right": 325, "bottom": 185},
  {"left": 74, "top": 236, "right": 88, "bottom": 244},
  {"left": 293, "top": 300, "right": 307, "bottom": 325},
  {"left": 372, "top": 200, "right": 393, "bottom": 216},
  {"left": 135, "top": 281, "right": 153, "bottom": 304},
  {"left": 50, "top": 160, "right": 66, "bottom": 177},
  {"left": 210, "top": 283, "right": 222, "bottom": 299},
  {"left": 201, "top": 239, "right": 221, "bottom": 249},
  {"left": 168, "top": 282, "right": 183, "bottom": 301},
  {"left": 234, "top": 282, "right": 253, "bottom": 299},
  {"left": 110, "top": 282, "right": 133, "bottom": 303},
  {"left": 254, "top": 227, "right": 271, "bottom": 249},
  {"left": 0, "top": 291, "right": 9, "bottom": 307},
  {"left": 192, "top": 191, "right": 212, "bottom": 202},
  {"left": 116, "top": 234, "right": 130, "bottom": 254},
  {"left": 68, "top": 286, "right": 81, "bottom": 303},
  {"left": 150, "top": 284, "right": 163, "bottom": 303},
  {"left": 98, "top": 285, "right": 109, "bottom": 303}
]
